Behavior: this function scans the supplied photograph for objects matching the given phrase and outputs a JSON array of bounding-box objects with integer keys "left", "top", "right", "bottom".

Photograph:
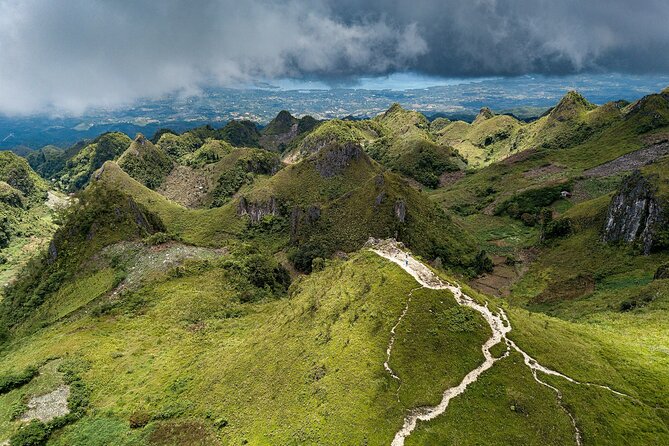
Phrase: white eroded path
[{"left": 368, "top": 238, "right": 633, "bottom": 446}]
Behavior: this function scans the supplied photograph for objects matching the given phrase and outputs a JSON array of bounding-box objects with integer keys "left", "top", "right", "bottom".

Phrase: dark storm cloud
[
  {"left": 0, "top": 0, "right": 667, "bottom": 114},
  {"left": 330, "top": 0, "right": 669, "bottom": 77}
]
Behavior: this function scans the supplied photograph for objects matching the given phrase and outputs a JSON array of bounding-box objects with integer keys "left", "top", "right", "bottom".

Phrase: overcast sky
[{"left": 0, "top": 0, "right": 668, "bottom": 115}]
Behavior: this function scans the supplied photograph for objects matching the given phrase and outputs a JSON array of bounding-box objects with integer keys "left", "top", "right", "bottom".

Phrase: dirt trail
[
  {"left": 368, "top": 238, "right": 633, "bottom": 446},
  {"left": 384, "top": 286, "right": 422, "bottom": 401}
]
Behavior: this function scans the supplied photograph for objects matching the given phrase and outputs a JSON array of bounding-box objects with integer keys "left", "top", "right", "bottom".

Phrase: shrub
[
  {"left": 520, "top": 213, "right": 537, "bottom": 226},
  {"left": 542, "top": 218, "right": 574, "bottom": 241},
  {"left": 495, "top": 184, "right": 569, "bottom": 219},
  {"left": 9, "top": 420, "right": 49, "bottom": 446},
  {"left": 0, "top": 366, "right": 38, "bottom": 394},
  {"left": 242, "top": 254, "right": 291, "bottom": 294},
  {"left": 0, "top": 215, "right": 10, "bottom": 248},
  {"left": 311, "top": 257, "right": 326, "bottom": 272},
  {"left": 619, "top": 291, "right": 656, "bottom": 312},
  {"left": 143, "top": 232, "right": 178, "bottom": 246},
  {"left": 654, "top": 263, "right": 669, "bottom": 280},
  {"left": 58, "top": 357, "right": 91, "bottom": 416},
  {"left": 289, "top": 243, "right": 330, "bottom": 273},
  {"left": 213, "top": 417, "right": 229, "bottom": 429},
  {"left": 473, "top": 251, "right": 494, "bottom": 275},
  {"left": 10, "top": 398, "right": 28, "bottom": 420},
  {"left": 129, "top": 411, "right": 151, "bottom": 428}
]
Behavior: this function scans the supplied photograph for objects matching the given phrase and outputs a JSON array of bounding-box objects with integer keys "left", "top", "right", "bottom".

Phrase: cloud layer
[{"left": 0, "top": 0, "right": 667, "bottom": 114}]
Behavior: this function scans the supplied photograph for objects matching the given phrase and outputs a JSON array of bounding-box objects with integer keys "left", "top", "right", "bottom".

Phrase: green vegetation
[
  {"left": 55, "top": 132, "right": 132, "bottom": 192},
  {"left": 495, "top": 183, "right": 570, "bottom": 224},
  {"left": 156, "top": 131, "right": 203, "bottom": 160},
  {"left": 117, "top": 135, "right": 173, "bottom": 189},
  {"left": 0, "top": 151, "right": 47, "bottom": 202},
  {"left": 25, "top": 146, "right": 65, "bottom": 182},
  {"left": 368, "top": 104, "right": 464, "bottom": 187},
  {"left": 209, "top": 149, "right": 280, "bottom": 207},
  {"left": 0, "top": 366, "right": 38, "bottom": 395},
  {"left": 260, "top": 110, "right": 319, "bottom": 152},
  {"left": 406, "top": 352, "right": 575, "bottom": 446},
  {"left": 246, "top": 141, "right": 481, "bottom": 273},
  {"left": 0, "top": 252, "right": 488, "bottom": 444},
  {"left": 390, "top": 287, "right": 489, "bottom": 407},
  {"left": 435, "top": 112, "right": 524, "bottom": 168},
  {"left": 0, "top": 183, "right": 163, "bottom": 330},
  {"left": 218, "top": 120, "right": 261, "bottom": 147},
  {"left": 2, "top": 86, "right": 669, "bottom": 445},
  {"left": 0, "top": 154, "right": 58, "bottom": 300}
]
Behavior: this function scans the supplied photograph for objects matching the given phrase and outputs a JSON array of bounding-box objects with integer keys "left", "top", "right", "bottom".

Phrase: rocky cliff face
[
  {"left": 289, "top": 204, "right": 321, "bottom": 241},
  {"left": 313, "top": 142, "right": 367, "bottom": 177},
  {"left": 237, "top": 196, "right": 279, "bottom": 224},
  {"left": 603, "top": 171, "right": 666, "bottom": 254}
]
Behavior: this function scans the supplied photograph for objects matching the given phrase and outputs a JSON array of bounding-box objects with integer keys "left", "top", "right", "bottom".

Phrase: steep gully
[{"left": 368, "top": 239, "right": 634, "bottom": 446}]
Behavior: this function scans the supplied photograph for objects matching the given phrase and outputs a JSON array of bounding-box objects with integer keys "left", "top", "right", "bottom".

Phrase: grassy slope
[
  {"left": 117, "top": 135, "right": 173, "bottom": 189},
  {"left": 1, "top": 247, "right": 666, "bottom": 444},
  {"left": 436, "top": 113, "right": 524, "bottom": 168},
  {"left": 406, "top": 351, "right": 575, "bottom": 446},
  {"left": 0, "top": 252, "right": 492, "bottom": 445},
  {"left": 429, "top": 93, "right": 669, "bottom": 217},
  {"left": 282, "top": 119, "right": 378, "bottom": 164},
  {"left": 0, "top": 203, "right": 59, "bottom": 295},
  {"left": 95, "top": 162, "right": 244, "bottom": 247},
  {"left": 247, "top": 142, "right": 479, "bottom": 270},
  {"left": 55, "top": 132, "right": 132, "bottom": 192},
  {"left": 406, "top": 89, "right": 669, "bottom": 444},
  {"left": 0, "top": 152, "right": 57, "bottom": 298}
]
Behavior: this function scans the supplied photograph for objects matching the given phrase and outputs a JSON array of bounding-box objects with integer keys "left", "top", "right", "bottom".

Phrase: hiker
[{"left": 405, "top": 254, "right": 409, "bottom": 267}]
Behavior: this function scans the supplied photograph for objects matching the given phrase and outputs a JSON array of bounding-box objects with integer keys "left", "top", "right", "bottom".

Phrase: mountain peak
[
  {"left": 134, "top": 133, "right": 148, "bottom": 145},
  {"left": 276, "top": 110, "right": 295, "bottom": 120},
  {"left": 473, "top": 107, "right": 495, "bottom": 124},
  {"left": 385, "top": 103, "right": 404, "bottom": 115},
  {"left": 126, "top": 133, "right": 152, "bottom": 155},
  {"left": 549, "top": 90, "right": 595, "bottom": 121},
  {"left": 263, "top": 110, "right": 298, "bottom": 136}
]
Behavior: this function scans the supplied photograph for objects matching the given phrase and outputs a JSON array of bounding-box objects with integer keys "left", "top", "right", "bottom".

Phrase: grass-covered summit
[
  {"left": 260, "top": 110, "right": 319, "bottom": 152},
  {"left": 117, "top": 134, "right": 173, "bottom": 189},
  {"left": 0, "top": 151, "right": 48, "bottom": 203}
]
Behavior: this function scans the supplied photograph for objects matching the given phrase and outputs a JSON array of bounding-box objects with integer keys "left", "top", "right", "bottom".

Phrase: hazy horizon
[{"left": 0, "top": 0, "right": 668, "bottom": 116}]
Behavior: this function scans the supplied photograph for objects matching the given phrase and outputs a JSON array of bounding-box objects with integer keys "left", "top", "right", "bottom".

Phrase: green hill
[
  {"left": 0, "top": 151, "right": 47, "bottom": 202},
  {"left": 366, "top": 104, "right": 465, "bottom": 188},
  {"left": 283, "top": 105, "right": 465, "bottom": 188},
  {"left": 0, "top": 153, "right": 60, "bottom": 300},
  {"left": 245, "top": 140, "right": 479, "bottom": 272},
  {"left": 260, "top": 110, "right": 319, "bottom": 152},
  {"left": 54, "top": 132, "right": 132, "bottom": 192},
  {"left": 158, "top": 141, "right": 281, "bottom": 208},
  {"left": 436, "top": 111, "right": 524, "bottom": 168},
  {"left": 218, "top": 120, "right": 261, "bottom": 147},
  {"left": 25, "top": 145, "right": 68, "bottom": 180},
  {"left": 117, "top": 134, "right": 173, "bottom": 189},
  {"left": 2, "top": 87, "right": 669, "bottom": 446}
]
